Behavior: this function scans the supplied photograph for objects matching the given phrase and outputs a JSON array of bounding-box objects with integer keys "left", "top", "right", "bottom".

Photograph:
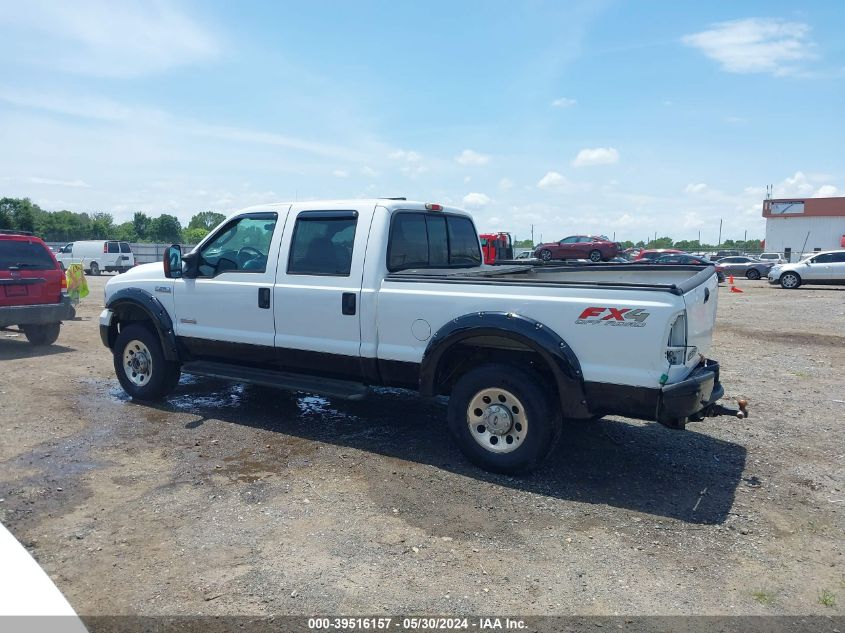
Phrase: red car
[
  {"left": 533, "top": 235, "right": 621, "bottom": 262},
  {"left": 633, "top": 248, "right": 684, "bottom": 261},
  {"left": 0, "top": 230, "right": 75, "bottom": 345}
]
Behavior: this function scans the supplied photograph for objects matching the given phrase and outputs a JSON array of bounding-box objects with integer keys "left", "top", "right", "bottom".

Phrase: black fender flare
[
  {"left": 105, "top": 288, "right": 179, "bottom": 361},
  {"left": 420, "top": 311, "right": 590, "bottom": 417}
]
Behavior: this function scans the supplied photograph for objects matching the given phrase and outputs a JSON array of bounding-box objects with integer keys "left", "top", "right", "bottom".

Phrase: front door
[
  {"left": 174, "top": 210, "right": 288, "bottom": 363},
  {"left": 273, "top": 202, "right": 367, "bottom": 380}
]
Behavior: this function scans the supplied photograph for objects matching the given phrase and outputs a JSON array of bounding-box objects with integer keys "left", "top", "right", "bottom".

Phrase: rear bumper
[
  {"left": 0, "top": 297, "right": 75, "bottom": 328},
  {"left": 657, "top": 359, "right": 723, "bottom": 424}
]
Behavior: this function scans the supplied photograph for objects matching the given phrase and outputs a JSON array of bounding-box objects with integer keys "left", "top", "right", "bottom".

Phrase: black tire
[
  {"left": 447, "top": 363, "right": 561, "bottom": 474},
  {"left": 589, "top": 249, "right": 602, "bottom": 262},
  {"left": 780, "top": 272, "right": 801, "bottom": 289},
  {"left": 746, "top": 268, "right": 761, "bottom": 280},
  {"left": 22, "top": 322, "right": 61, "bottom": 346},
  {"left": 113, "top": 323, "right": 180, "bottom": 401},
  {"left": 89, "top": 262, "right": 100, "bottom": 276},
  {"left": 539, "top": 249, "right": 552, "bottom": 262}
]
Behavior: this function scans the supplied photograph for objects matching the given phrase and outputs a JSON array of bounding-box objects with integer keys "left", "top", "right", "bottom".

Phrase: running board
[{"left": 181, "top": 361, "right": 370, "bottom": 400}]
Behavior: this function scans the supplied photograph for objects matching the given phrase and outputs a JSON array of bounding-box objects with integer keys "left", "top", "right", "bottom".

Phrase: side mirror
[{"left": 163, "top": 244, "right": 182, "bottom": 278}]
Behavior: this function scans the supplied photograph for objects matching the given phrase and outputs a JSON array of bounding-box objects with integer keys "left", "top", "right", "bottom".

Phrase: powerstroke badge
[{"left": 575, "top": 306, "right": 650, "bottom": 327}]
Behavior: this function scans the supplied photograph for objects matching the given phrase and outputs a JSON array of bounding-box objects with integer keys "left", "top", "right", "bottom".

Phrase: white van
[{"left": 55, "top": 240, "right": 135, "bottom": 275}]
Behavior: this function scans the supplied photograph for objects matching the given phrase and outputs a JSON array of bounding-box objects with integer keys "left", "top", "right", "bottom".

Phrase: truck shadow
[
  {"left": 0, "top": 338, "right": 75, "bottom": 361},
  {"left": 159, "top": 380, "right": 747, "bottom": 526}
]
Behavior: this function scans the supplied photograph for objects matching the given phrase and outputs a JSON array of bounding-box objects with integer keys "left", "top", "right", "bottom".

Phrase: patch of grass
[
  {"left": 818, "top": 589, "right": 836, "bottom": 607},
  {"left": 791, "top": 370, "right": 812, "bottom": 378},
  {"left": 752, "top": 590, "right": 776, "bottom": 606}
]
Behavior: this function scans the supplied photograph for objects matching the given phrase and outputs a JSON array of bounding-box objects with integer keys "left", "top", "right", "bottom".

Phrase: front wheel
[
  {"left": 539, "top": 249, "right": 552, "bottom": 262},
  {"left": 780, "top": 272, "right": 801, "bottom": 289},
  {"left": 447, "top": 364, "right": 561, "bottom": 474},
  {"left": 23, "top": 323, "right": 61, "bottom": 346},
  {"left": 746, "top": 269, "right": 761, "bottom": 280},
  {"left": 589, "top": 249, "right": 602, "bottom": 262},
  {"left": 113, "top": 323, "right": 180, "bottom": 400}
]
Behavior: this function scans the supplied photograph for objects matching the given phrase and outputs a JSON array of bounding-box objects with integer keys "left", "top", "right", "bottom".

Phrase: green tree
[
  {"left": 182, "top": 227, "right": 209, "bottom": 245},
  {"left": 89, "top": 212, "right": 114, "bottom": 239},
  {"left": 646, "top": 236, "right": 674, "bottom": 249},
  {"left": 114, "top": 221, "right": 138, "bottom": 242},
  {"left": 0, "top": 197, "right": 39, "bottom": 232},
  {"left": 188, "top": 211, "right": 226, "bottom": 231},
  {"left": 149, "top": 214, "right": 183, "bottom": 243},
  {"left": 132, "top": 212, "right": 152, "bottom": 241}
]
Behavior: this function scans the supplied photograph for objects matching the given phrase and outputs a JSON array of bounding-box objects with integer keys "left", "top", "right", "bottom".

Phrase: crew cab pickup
[{"left": 99, "top": 200, "right": 742, "bottom": 473}]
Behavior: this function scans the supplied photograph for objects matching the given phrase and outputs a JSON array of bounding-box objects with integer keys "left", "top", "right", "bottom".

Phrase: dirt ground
[{"left": 1, "top": 275, "right": 843, "bottom": 616}]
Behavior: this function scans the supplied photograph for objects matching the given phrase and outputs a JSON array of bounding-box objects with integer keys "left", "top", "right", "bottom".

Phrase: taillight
[
  {"left": 103, "top": 243, "right": 108, "bottom": 252},
  {"left": 425, "top": 203, "right": 443, "bottom": 211},
  {"left": 666, "top": 313, "right": 687, "bottom": 365},
  {"left": 60, "top": 272, "right": 68, "bottom": 295}
]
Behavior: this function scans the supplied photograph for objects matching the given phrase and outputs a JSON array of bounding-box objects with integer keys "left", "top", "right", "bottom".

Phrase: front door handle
[
  {"left": 342, "top": 292, "right": 356, "bottom": 315},
  {"left": 258, "top": 287, "right": 270, "bottom": 309}
]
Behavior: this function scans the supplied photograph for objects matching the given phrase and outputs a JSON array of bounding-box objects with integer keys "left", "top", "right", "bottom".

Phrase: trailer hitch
[{"left": 705, "top": 398, "right": 748, "bottom": 420}]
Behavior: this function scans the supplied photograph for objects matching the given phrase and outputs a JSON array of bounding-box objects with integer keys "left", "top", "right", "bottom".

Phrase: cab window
[
  {"left": 287, "top": 211, "right": 358, "bottom": 276},
  {"left": 560, "top": 236, "right": 578, "bottom": 244},
  {"left": 198, "top": 213, "right": 277, "bottom": 276},
  {"left": 387, "top": 212, "right": 481, "bottom": 272}
]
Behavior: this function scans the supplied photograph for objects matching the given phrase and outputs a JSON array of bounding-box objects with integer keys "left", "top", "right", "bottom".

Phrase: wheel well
[
  {"left": 105, "top": 303, "right": 155, "bottom": 348},
  {"left": 432, "top": 335, "right": 559, "bottom": 403}
]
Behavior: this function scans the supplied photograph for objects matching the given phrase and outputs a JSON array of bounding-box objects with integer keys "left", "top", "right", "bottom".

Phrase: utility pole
[
  {"left": 697, "top": 229, "right": 701, "bottom": 244},
  {"left": 717, "top": 219, "right": 723, "bottom": 247},
  {"left": 530, "top": 224, "right": 534, "bottom": 246},
  {"left": 744, "top": 229, "right": 747, "bottom": 243}
]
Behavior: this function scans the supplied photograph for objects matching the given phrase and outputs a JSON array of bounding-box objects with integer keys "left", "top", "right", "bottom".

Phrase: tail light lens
[
  {"left": 103, "top": 243, "right": 108, "bottom": 252},
  {"left": 666, "top": 313, "right": 687, "bottom": 365},
  {"left": 60, "top": 272, "right": 68, "bottom": 295}
]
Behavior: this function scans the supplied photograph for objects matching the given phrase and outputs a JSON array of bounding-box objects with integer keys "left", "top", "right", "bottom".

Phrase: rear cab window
[
  {"left": 119, "top": 242, "right": 132, "bottom": 253},
  {"left": 387, "top": 211, "right": 481, "bottom": 272},
  {"left": 107, "top": 242, "right": 120, "bottom": 253},
  {"left": 0, "top": 239, "right": 56, "bottom": 270}
]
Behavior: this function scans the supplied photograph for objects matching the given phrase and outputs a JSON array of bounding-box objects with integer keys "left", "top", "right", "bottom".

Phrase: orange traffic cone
[
  {"left": 728, "top": 274, "right": 735, "bottom": 285},
  {"left": 730, "top": 285, "right": 743, "bottom": 293}
]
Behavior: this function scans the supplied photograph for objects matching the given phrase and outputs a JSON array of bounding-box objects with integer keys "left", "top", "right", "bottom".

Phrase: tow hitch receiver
[{"left": 697, "top": 398, "right": 749, "bottom": 420}]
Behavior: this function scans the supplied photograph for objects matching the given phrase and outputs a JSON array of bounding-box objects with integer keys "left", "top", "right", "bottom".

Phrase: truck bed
[{"left": 385, "top": 263, "right": 715, "bottom": 295}]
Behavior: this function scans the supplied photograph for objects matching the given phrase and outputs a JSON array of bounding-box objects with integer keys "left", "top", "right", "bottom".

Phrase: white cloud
[
  {"left": 389, "top": 149, "right": 421, "bottom": 162},
  {"left": 814, "top": 184, "right": 838, "bottom": 198},
  {"left": 684, "top": 183, "right": 707, "bottom": 194},
  {"left": 551, "top": 97, "right": 576, "bottom": 108},
  {"left": 537, "top": 171, "right": 567, "bottom": 189},
  {"left": 0, "top": 0, "right": 218, "bottom": 77},
  {"left": 681, "top": 18, "right": 816, "bottom": 76},
  {"left": 498, "top": 178, "right": 514, "bottom": 191},
  {"left": 27, "top": 176, "right": 91, "bottom": 188},
  {"left": 462, "top": 192, "right": 491, "bottom": 208},
  {"left": 572, "top": 147, "right": 619, "bottom": 167},
  {"left": 332, "top": 169, "right": 349, "bottom": 178},
  {"left": 361, "top": 166, "right": 379, "bottom": 177},
  {"left": 455, "top": 149, "right": 490, "bottom": 166}
]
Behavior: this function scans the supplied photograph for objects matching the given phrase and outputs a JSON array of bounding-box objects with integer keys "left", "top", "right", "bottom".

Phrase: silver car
[{"left": 716, "top": 256, "right": 772, "bottom": 280}]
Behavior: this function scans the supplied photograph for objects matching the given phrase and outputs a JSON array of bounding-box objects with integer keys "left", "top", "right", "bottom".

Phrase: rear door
[
  {"left": 826, "top": 252, "right": 845, "bottom": 281},
  {"left": 0, "top": 238, "right": 61, "bottom": 306},
  {"left": 273, "top": 202, "right": 369, "bottom": 379}
]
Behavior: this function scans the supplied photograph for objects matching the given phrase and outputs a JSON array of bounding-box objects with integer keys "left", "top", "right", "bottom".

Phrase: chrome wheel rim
[
  {"left": 782, "top": 274, "right": 797, "bottom": 288},
  {"left": 590, "top": 250, "right": 602, "bottom": 262},
  {"left": 540, "top": 250, "right": 551, "bottom": 261},
  {"left": 123, "top": 339, "right": 153, "bottom": 386},
  {"left": 467, "top": 388, "right": 527, "bottom": 454}
]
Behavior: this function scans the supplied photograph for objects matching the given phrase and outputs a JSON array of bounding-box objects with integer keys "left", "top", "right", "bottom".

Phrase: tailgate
[{"left": 682, "top": 269, "right": 719, "bottom": 365}]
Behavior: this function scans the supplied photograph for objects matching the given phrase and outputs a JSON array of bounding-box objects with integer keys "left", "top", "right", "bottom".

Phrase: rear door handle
[
  {"left": 342, "top": 292, "right": 356, "bottom": 315},
  {"left": 258, "top": 287, "right": 270, "bottom": 309}
]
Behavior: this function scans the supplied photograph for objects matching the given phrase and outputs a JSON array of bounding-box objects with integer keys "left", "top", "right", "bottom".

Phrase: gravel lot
[{"left": 1, "top": 275, "right": 843, "bottom": 616}]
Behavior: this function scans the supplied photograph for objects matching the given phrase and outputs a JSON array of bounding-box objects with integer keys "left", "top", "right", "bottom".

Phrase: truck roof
[{"left": 235, "top": 199, "right": 472, "bottom": 218}]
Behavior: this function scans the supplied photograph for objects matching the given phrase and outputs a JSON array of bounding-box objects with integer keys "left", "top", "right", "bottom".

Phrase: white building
[{"left": 763, "top": 197, "right": 845, "bottom": 262}]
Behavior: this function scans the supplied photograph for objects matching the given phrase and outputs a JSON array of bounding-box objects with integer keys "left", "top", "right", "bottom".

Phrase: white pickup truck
[{"left": 99, "top": 199, "right": 744, "bottom": 473}]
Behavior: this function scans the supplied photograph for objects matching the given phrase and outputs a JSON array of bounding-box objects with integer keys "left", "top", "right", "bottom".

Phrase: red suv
[
  {"left": 0, "top": 230, "right": 75, "bottom": 345},
  {"left": 533, "top": 235, "right": 621, "bottom": 262}
]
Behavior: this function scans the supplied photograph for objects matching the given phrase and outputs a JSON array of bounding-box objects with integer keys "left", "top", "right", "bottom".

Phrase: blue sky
[{"left": 1, "top": 0, "right": 843, "bottom": 243}]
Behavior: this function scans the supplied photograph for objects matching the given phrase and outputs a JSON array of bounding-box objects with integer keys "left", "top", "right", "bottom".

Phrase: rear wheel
[
  {"left": 589, "top": 249, "right": 602, "bottom": 262},
  {"left": 746, "top": 269, "right": 761, "bottom": 280},
  {"left": 89, "top": 262, "right": 100, "bottom": 276},
  {"left": 539, "top": 249, "right": 552, "bottom": 262},
  {"left": 447, "top": 363, "right": 561, "bottom": 474},
  {"left": 780, "top": 272, "right": 801, "bottom": 289},
  {"left": 22, "top": 323, "right": 61, "bottom": 346},
  {"left": 113, "top": 323, "right": 180, "bottom": 400}
]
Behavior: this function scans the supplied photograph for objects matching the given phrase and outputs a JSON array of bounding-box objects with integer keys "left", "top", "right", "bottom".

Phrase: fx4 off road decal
[{"left": 575, "top": 306, "right": 651, "bottom": 327}]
